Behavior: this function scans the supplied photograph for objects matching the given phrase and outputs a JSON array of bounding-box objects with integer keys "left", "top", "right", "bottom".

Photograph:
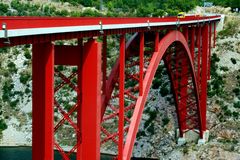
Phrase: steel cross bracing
[{"left": 0, "top": 15, "right": 221, "bottom": 160}]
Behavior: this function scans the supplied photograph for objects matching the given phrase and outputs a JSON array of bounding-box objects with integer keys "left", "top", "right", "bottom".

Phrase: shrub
[
  {"left": 232, "top": 111, "right": 239, "bottom": 119},
  {"left": 218, "top": 20, "right": 239, "bottom": 37},
  {"left": 183, "top": 147, "right": 189, "bottom": 155},
  {"left": 19, "top": 71, "right": 31, "bottom": 85},
  {"left": 211, "top": 53, "right": 220, "bottom": 63},
  {"left": 220, "top": 66, "right": 229, "bottom": 72},
  {"left": 236, "top": 75, "right": 240, "bottom": 80},
  {"left": 233, "top": 88, "right": 240, "bottom": 96},
  {"left": 2, "top": 80, "right": 14, "bottom": 102},
  {"left": 0, "top": 119, "right": 7, "bottom": 131},
  {"left": 224, "top": 109, "right": 232, "bottom": 116},
  {"left": 81, "top": 9, "right": 102, "bottom": 17},
  {"left": 144, "top": 109, "right": 157, "bottom": 128},
  {"left": 147, "top": 123, "right": 155, "bottom": 135},
  {"left": 160, "top": 85, "right": 169, "bottom": 97},
  {"left": 233, "top": 101, "right": 240, "bottom": 108},
  {"left": 25, "top": 88, "right": 31, "bottom": 94},
  {"left": 137, "top": 130, "right": 146, "bottom": 138},
  {"left": 162, "top": 116, "right": 170, "bottom": 126},
  {"left": 24, "top": 50, "right": 31, "bottom": 59},
  {"left": 0, "top": 3, "right": 8, "bottom": 15},
  {"left": 152, "top": 78, "right": 161, "bottom": 89},
  {"left": 230, "top": 58, "right": 237, "bottom": 64},
  {"left": 7, "top": 62, "right": 17, "bottom": 73},
  {"left": 10, "top": 99, "right": 19, "bottom": 108}
]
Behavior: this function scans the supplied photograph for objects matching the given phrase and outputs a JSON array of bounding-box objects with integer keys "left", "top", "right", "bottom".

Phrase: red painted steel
[
  {"left": 54, "top": 45, "right": 81, "bottom": 65},
  {"left": 208, "top": 23, "right": 212, "bottom": 80},
  {"left": 0, "top": 15, "right": 221, "bottom": 160},
  {"left": 101, "top": 33, "right": 138, "bottom": 118},
  {"left": 0, "top": 16, "right": 220, "bottom": 30},
  {"left": 118, "top": 34, "right": 126, "bottom": 160},
  {"left": 197, "top": 26, "right": 202, "bottom": 83},
  {"left": 179, "top": 58, "right": 188, "bottom": 131},
  {"left": 165, "top": 49, "right": 202, "bottom": 137},
  {"left": 173, "top": 50, "right": 182, "bottom": 137},
  {"left": 80, "top": 39, "right": 102, "bottom": 159},
  {"left": 139, "top": 32, "right": 144, "bottom": 96},
  {"left": 102, "top": 36, "right": 107, "bottom": 95},
  {"left": 123, "top": 30, "right": 202, "bottom": 159},
  {"left": 77, "top": 38, "right": 83, "bottom": 160},
  {"left": 190, "top": 27, "right": 195, "bottom": 61},
  {"left": 0, "top": 15, "right": 220, "bottom": 48},
  {"left": 32, "top": 42, "right": 54, "bottom": 160},
  {"left": 200, "top": 24, "right": 209, "bottom": 131},
  {"left": 54, "top": 69, "right": 79, "bottom": 159},
  {"left": 155, "top": 32, "right": 159, "bottom": 52},
  {"left": 183, "top": 27, "right": 189, "bottom": 43}
]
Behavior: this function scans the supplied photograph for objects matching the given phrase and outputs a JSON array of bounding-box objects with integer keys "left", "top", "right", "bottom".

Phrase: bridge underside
[{"left": 0, "top": 16, "right": 220, "bottom": 160}]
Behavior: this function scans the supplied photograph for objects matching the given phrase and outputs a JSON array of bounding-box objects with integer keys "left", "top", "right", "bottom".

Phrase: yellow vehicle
[{"left": 177, "top": 12, "right": 185, "bottom": 18}]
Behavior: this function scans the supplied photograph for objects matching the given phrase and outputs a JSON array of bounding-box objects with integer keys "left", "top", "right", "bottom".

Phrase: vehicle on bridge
[{"left": 177, "top": 12, "right": 185, "bottom": 18}]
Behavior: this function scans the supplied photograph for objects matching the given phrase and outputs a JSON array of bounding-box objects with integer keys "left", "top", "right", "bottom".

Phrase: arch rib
[
  {"left": 101, "top": 33, "right": 139, "bottom": 118},
  {"left": 123, "top": 30, "right": 203, "bottom": 160}
]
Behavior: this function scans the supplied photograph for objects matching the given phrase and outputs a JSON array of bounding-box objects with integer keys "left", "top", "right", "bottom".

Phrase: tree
[{"left": 0, "top": 119, "right": 7, "bottom": 131}]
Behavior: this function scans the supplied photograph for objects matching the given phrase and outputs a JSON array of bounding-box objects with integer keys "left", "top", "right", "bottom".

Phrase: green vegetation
[
  {"left": 219, "top": 20, "right": 240, "bottom": 37},
  {"left": 0, "top": 119, "right": 7, "bottom": 132},
  {"left": 152, "top": 63, "right": 171, "bottom": 98},
  {"left": 147, "top": 123, "right": 155, "bottom": 135},
  {"left": 19, "top": 71, "right": 31, "bottom": 85},
  {"left": 23, "top": 49, "right": 31, "bottom": 60},
  {"left": 208, "top": 53, "right": 226, "bottom": 98},
  {"left": 233, "top": 101, "right": 240, "bottom": 108},
  {"left": 233, "top": 111, "right": 239, "bottom": 119},
  {"left": 162, "top": 116, "right": 170, "bottom": 126},
  {"left": 60, "top": 0, "right": 99, "bottom": 7},
  {"left": 230, "top": 58, "right": 237, "bottom": 64},
  {"left": 160, "top": 85, "right": 169, "bottom": 97},
  {"left": 0, "top": 3, "right": 8, "bottom": 15},
  {"left": 2, "top": 79, "right": 14, "bottom": 102},
  {"left": 59, "top": 0, "right": 201, "bottom": 16},
  {"left": 209, "top": 0, "right": 240, "bottom": 9},
  {"left": 233, "top": 88, "right": 240, "bottom": 96},
  {"left": 220, "top": 66, "right": 229, "bottom": 72},
  {"left": 0, "top": 0, "right": 103, "bottom": 17},
  {"left": 7, "top": 62, "right": 18, "bottom": 74},
  {"left": 144, "top": 108, "right": 157, "bottom": 129}
]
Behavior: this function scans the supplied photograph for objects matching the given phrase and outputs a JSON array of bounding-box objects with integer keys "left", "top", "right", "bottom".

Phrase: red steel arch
[
  {"left": 121, "top": 30, "right": 203, "bottom": 159},
  {"left": 0, "top": 16, "right": 219, "bottom": 160}
]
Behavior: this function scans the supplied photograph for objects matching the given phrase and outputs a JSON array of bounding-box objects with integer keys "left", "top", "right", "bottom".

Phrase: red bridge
[{"left": 0, "top": 15, "right": 221, "bottom": 160}]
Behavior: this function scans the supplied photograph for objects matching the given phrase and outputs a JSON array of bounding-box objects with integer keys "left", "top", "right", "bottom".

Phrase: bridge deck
[{"left": 0, "top": 16, "right": 221, "bottom": 38}]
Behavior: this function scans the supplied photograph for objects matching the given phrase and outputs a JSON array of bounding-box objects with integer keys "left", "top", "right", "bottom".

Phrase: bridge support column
[
  {"left": 190, "top": 27, "right": 195, "bottom": 62},
  {"left": 79, "top": 39, "right": 102, "bottom": 159},
  {"left": 77, "top": 38, "right": 83, "bottom": 160},
  {"left": 32, "top": 42, "right": 54, "bottom": 160},
  {"left": 183, "top": 27, "right": 189, "bottom": 43},
  {"left": 102, "top": 36, "right": 107, "bottom": 96},
  {"left": 198, "top": 24, "right": 209, "bottom": 143},
  {"left": 118, "top": 34, "right": 126, "bottom": 160},
  {"left": 208, "top": 23, "right": 212, "bottom": 80},
  {"left": 197, "top": 26, "right": 202, "bottom": 82},
  {"left": 139, "top": 32, "right": 144, "bottom": 96}
]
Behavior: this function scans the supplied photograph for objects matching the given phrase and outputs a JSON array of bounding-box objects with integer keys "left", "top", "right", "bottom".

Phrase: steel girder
[
  {"left": 99, "top": 30, "right": 207, "bottom": 160},
  {"left": 29, "top": 21, "right": 215, "bottom": 160}
]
